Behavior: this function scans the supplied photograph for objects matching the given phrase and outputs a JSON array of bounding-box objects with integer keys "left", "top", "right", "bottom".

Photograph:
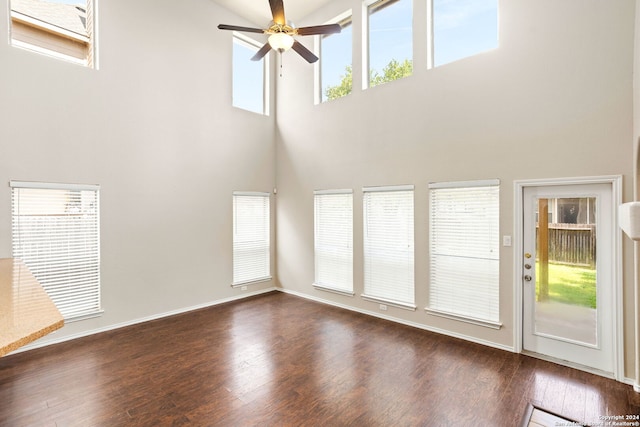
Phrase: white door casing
[{"left": 514, "top": 176, "right": 622, "bottom": 380}]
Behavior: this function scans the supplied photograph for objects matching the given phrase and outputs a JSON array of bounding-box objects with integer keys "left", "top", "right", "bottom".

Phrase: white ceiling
[{"left": 212, "top": 0, "right": 336, "bottom": 27}]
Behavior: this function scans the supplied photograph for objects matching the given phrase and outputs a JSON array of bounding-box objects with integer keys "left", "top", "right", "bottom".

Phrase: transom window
[
  {"left": 233, "top": 34, "right": 269, "bottom": 115},
  {"left": 9, "top": 0, "right": 96, "bottom": 68}
]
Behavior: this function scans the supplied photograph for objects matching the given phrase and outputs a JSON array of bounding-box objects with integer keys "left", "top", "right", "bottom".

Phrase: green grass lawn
[{"left": 536, "top": 262, "right": 596, "bottom": 309}]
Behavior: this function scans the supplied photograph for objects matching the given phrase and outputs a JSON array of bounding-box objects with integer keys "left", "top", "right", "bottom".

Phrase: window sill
[
  {"left": 313, "top": 283, "right": 355, "bottom": 297},
  {"left": 231, "top": 276, "right": 272, "bottom": 288},
  {"left": 65, "top": 310, "right": 104, "bottom": 323},
  {"left": 425, "top": 308, "right": 502, "bottom": 330},
  {"left": 361, "top": 294, "right": 416, "bottom": 311}
]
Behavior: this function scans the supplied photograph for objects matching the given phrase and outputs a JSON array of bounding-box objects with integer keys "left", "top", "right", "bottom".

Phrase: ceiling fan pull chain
[{"left": 280, "top": 51, "right": 284, "bottom": 78}]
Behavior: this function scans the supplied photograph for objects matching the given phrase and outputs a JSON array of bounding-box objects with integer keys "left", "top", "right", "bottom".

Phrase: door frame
[{"left": 514, "top": 175, "right": 623, "bottom": 381}]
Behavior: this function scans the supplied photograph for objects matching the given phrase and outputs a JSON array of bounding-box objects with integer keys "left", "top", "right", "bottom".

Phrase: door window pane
[{"left": 534, "top": 197, "right": 597, "bottom": 346}]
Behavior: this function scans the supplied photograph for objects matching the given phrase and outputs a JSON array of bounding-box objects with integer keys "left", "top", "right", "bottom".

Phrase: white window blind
[
  {"left": 428, "top": 180, "right": 500, "bottom": 328},
  {"left": 233, "top": 192, "right": 271, "bottom": 286},
  {"left": 11, "top": 181, "right": 101, "bottom": 321},
  {"left": 314, "top": 190, "right": 353, "bottom": 294},
  {"left": 363, "top": 185, "right": 415, "bottom": 309}
]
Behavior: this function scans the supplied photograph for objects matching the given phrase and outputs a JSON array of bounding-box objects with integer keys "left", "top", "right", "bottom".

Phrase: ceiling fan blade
[
  {"left": 296, "top": 24, "right": 342, "bottom": 36},
  {"left": 251, "top": 43, "right": 272, "bottom": 61},
  {"left": 269, "top": 0, "right": 286, "bottom": 25},
  {"left": 291, "top": 41, "right": 318, "bottom": 63},
  {"left": 217, "top": 24, "right": 265, "bottom": 34}
]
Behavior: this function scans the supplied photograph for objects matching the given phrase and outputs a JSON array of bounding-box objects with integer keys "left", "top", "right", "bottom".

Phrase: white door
[{"left": 522, "top": 183, "right": 614, "bottom": 374}]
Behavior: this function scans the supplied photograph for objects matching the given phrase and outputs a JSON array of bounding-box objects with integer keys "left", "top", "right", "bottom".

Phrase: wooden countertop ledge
[{"left": 0, "top": 258, "right": 64, "bottom": 357}]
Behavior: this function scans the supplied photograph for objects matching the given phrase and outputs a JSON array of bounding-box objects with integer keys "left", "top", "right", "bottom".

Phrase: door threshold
[{"left": 522, "top": 350, "right": 614, "bottom": 380}]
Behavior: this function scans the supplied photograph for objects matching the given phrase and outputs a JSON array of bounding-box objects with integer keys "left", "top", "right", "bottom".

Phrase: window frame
[
  {"left": 9, "top": 0, "right": 98, "bottom": 68},
  {"left": 313, "top": 189, "right": 354, "bottom": 296},
  {"left": 10, "top": 180, "right": 102, "bottom": 322},
  {"left": 362, "top": 185, "right": 415, "bottom": 310},
  {"left": 232, "top": 191, "right": 271, "bottom": 287},
  {"left": 426, "top": 179, "right": 502, "bottom": 329}
]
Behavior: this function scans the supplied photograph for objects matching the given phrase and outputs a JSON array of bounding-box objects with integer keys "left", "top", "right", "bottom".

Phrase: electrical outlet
[{"left": 379, "top": 304, "right": 387, "bottom": 311}]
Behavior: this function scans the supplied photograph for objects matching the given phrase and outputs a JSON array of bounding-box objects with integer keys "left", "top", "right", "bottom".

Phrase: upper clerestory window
[
  {"left": 432, "top": 0, "right": 498, "bottom": 67},
  {"left": 317, "top": 12, "right": 353, "bottom": 103},
  {"left": 233, "top": 34, "right": 269, "bottom": 115},
  {"left": 365, "top": 0, "right": 413, "bottom": 89},
  {"left": 9, "top": 0, "right": 96, "bottom": 68}
]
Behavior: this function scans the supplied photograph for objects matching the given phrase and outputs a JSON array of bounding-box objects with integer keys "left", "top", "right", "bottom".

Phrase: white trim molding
[
  {"left": 11, "top": 287, "right": 278, "bottom": 356},
  {"left": 283, "top": 288, "right": 513, "bottom": 352}
]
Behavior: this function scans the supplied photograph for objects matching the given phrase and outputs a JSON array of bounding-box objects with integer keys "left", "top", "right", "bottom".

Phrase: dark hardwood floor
[{"left": 1, "top": 291, "right": 638, "bottom": 426}]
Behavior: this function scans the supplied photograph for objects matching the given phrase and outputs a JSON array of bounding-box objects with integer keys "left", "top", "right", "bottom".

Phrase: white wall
[
  {"left": 632, "top": 0, "right": 640, "bottom": 390},
  {"left": 275, "top": 0, "right": 636, "bottom": 378},
  {"left": 0, "top": 0, "right": 277, "bottom": 346},
  {"left": 1, "top": 0, "right": 636, "bottom": 382}
]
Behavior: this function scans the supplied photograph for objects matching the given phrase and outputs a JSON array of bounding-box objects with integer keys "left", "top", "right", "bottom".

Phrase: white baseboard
[
  {"left": 10, "top": 285, "right": 639, "bottom": 392},
  {"left": 11, "top": 287, "right": 277, "bottom": 355},
  {"left": 278, "top": 287, "right": 515, "bottom": 353}
]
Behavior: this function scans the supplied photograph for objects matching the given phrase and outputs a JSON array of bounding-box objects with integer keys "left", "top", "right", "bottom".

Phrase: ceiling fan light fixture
[{"left": 268, "top": 32, "right": 294, "bottom": 52}]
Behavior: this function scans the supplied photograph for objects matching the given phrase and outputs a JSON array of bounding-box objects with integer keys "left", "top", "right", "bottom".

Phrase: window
[
  {"left": 427, "top": 180, "right": 500, "bottom": 328},
  {"left": 11, "top": 181, "right": 101, "bottom": 321},
  {"left": 363, "top": 185, "right": 415, "bottom": 309},
  {"left": 9, "top": 0, "right": 96, "bottom": 68},
  {"left": 317, "top": 12, "right": 353, "bottom": 103},
  {"left": 233, "top": 34, "right": 268, "bottom": 115},
  {"left": 232, "top": 192, "right": 271, "bottom": 286},
  {"left": 366, "top": 0, "right": 413, "bottom": 89},
  {"left": 314, "top": 190, "right": 353, "bottom": 295},
  {"left": 432, "top": 0, "right": 498, "bottom": 67}
]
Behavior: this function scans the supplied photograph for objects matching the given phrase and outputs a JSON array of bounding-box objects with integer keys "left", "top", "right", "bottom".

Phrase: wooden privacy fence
[{"left": 537, "top": 223, "right": 596, "bottom": 267}]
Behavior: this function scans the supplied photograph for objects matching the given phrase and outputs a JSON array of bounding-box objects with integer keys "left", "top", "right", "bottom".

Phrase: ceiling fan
[{"left": 217, "top": 0, "right": 341, "bottom": 64}]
